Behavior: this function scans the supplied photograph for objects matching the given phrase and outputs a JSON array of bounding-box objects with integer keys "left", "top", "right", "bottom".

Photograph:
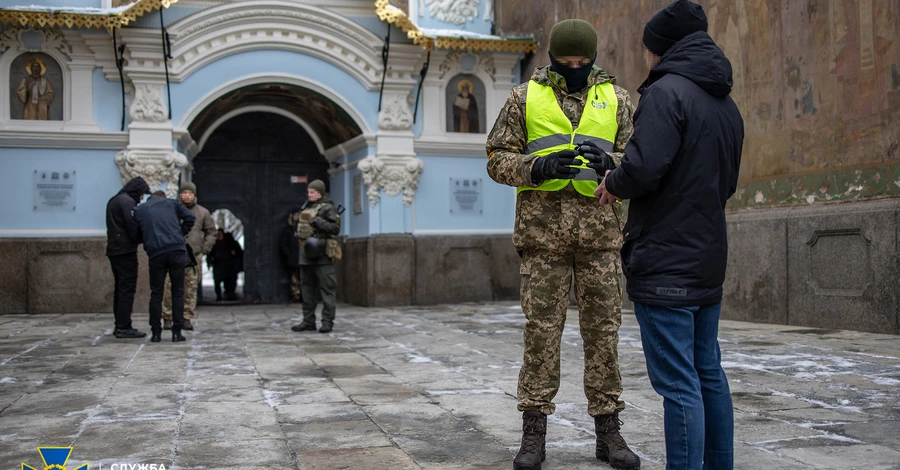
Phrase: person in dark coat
[
  {"left": 280, "top": 208, "right": 302, "bottom": 302},
  {"left": 594, "top": 1, "right": 744, "bottom": 468},
  {"left": 105, "top": 177, "right": 150, "bottom": 339},
  {"left": 208, "top": 229, "right": 242, "bottom": 301},
  {"left": 134, "top": 190, "right": 195, "bottom": 343}
]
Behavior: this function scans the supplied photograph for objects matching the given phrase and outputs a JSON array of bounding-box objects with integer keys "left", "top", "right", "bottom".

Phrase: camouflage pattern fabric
[
  {"left": 290, "top": 268, "right": 303, "bottom": 302},
  {"left": 486, "top": 64, "right": 634, "bottom": 417},
  {"left": 517, "top": 249, "right": 625, "bottom": 417},
  {"left": 163, "top": 266, "right": 199, "bottom": 320},
  {"left": 486, "top": 65, "right": 633, "bottom": 253}
]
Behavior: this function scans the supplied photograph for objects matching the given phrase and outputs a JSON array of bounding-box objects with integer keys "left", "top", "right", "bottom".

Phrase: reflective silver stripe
[
  {"left": 525, "top": 133, "right": 571, "bottom": 154},
  {"left": 573, "top": 135, "right": 614, "bottom": 152}
]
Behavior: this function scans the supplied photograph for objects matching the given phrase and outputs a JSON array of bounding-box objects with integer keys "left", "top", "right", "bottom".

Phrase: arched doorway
[
  {"left": 187, "top": 82, "right": 362, "bottom": 303},
  {"left": 192, "top": 112, "right": 330, "bottom": 303}
]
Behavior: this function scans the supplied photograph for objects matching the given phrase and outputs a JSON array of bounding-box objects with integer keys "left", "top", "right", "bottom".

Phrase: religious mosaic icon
[
  {"left": 447, "top": 74, "right": 485, "bottom": 133},
  {"left": 10, "top": 53, "right": 62, "bottom": 121}
]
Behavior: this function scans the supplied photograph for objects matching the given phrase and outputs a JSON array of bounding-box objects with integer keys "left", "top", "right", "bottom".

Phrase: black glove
[
  {"left": 530, "top": 149, "right": 581, "bottom": 184},
  {"left": 577, "top": 141, "right": 617, "bottom": 174}
]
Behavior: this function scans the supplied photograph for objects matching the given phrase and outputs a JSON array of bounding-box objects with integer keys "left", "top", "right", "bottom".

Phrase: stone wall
[
  {"left": 495, "top": 0, "right": 900, "bottom": 209},
  {"left": 723, "top": 198, "right": 900, "bottom": 334},
  {"left": 337, "top": 234, "right": 521, "bottom": 307},
  {"left": 0, "top": 238, "right": 152, "bottom": 315}
]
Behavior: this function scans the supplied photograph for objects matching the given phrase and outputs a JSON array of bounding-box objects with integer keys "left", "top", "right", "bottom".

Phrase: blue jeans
[{"left": 634, "top": 303, "right": 734, "bottom": 470}]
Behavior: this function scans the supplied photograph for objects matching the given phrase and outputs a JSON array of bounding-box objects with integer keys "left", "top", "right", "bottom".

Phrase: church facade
[{"left": 0, "top": 0, "right": 532, "bottom": 310}]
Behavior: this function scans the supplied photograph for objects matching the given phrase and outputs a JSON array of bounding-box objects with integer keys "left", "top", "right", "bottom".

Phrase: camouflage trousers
[
  {"left": 290, "top": 268, "right": 303, "bottom": 302},
  {"left": 164, "top": 265, "right": 198, "bottom": 320},
  {"left": 517, "top": 249, "right": 625, "bottom": 417}
]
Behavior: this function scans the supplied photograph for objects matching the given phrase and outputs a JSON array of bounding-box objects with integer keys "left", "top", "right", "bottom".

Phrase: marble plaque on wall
[{"left": 34, "top": 169, "right": 76, "bottom": 211}]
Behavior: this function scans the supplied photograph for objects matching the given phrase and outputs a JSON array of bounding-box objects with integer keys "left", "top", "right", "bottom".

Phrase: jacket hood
[
  {"left": 119, "top": 177, "right": 150, "bottom": 203},
  {"left": 531, "top": 65, "right": 615, "bottom": 93},
  {"left": 640, "top": 31, "right": 733, "bottom": 98}
]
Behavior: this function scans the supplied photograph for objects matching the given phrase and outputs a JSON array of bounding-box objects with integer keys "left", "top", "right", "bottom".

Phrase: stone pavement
[{"left": 1, "top": 303, "right": 899, "bottom": 470}]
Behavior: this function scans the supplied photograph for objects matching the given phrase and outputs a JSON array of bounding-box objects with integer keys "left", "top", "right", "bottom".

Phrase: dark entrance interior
[{"left": 192, "top": 112, "right": 329, "bottom": 303}]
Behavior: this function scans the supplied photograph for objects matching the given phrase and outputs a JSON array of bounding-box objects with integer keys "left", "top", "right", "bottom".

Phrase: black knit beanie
[
  {"left": 643, "top": 0, "right": 708, "bottom": 56},
  {"left": 549, "top": 19, "right": 598, "bottom": 59}
]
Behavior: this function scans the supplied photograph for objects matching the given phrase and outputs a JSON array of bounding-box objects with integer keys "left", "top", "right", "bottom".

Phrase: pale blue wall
[
  {"left": 170, "top": 50, "right": 379, "bottom": 133},
  {"left": 415, "top": 0, "right": 493, "bottom": 36},
  {"left": 343, "top": 146, "right": 373, "bottom": 239},
  {"left": 412, "top": 156, "right": 514, "bottom": 233},
  {"left": 0, "top": 148, "right": 121, "bottom": 235},
  {"left": 93, "top": 67, "right": 128, "bottom": 132},
  {"left": 131, "top": 6, "right": 203, "bottom": 27}
]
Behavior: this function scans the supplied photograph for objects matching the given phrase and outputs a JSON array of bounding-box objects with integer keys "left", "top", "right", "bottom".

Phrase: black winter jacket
[
  {"left": 605, "top": 32, "right": 744, "bottom": 307},
  {"left": 134, "top": 195, "right": 196, "bottom": 259},
  {"left": 105, "top": 178, "right": 149, "bottom": 256}
]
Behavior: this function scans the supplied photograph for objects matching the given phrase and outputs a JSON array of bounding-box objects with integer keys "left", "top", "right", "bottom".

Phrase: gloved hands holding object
[
  {"left": 577, "top": 141, "right": 616, "bottom": 175},
  {"left": 530, "top": 149, "right": 581, "bottom": 184}
]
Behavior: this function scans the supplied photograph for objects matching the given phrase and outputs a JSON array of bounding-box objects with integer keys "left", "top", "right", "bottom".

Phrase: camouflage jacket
[
  {"left": 486, "top": 65, "right": 635, "bottom": 253},
  {"left": 296, "top": 197, "right": 341, "bottom": 265}
]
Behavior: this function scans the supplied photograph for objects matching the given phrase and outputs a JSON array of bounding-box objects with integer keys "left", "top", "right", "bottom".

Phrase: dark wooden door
[{"left": 192, "top": 112, "right": 329, "bottom": 303}]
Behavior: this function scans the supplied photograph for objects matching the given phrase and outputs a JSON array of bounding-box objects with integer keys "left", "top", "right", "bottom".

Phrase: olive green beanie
[
  {"left": 549, "top": 19, "right": 598, "bottom": 60},
  {"left": 179, "top": 181, "right": 196, "bottom": 195},
  {"left": 308, "top": 179, "right": 327, "bottom": 194}
]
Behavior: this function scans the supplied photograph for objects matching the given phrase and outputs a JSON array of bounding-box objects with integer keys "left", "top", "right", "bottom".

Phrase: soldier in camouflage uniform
[
  {"left": 290, "top": 179, "right": 341, "bottom": 334},
  {"left": 486, "top": 20, "right": 640, "bottom": 470},
  {"left": 163, "top": 182, "right": 217, "bottom": 331}
]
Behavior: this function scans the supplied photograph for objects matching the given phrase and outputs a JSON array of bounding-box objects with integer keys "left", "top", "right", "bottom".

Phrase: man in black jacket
[
  {"left": 593, "top": 1, "right": 744, "bottom": 468},
  {"left": 134, "top": 190, "right": 196, "bottom": 343},
  {"left": 105, "top": 177, "right": 150, "bottom": 339}
]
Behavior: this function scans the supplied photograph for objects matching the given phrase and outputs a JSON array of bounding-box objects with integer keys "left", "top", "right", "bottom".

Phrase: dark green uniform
[{"left": 297, "top": 197, "right": 341, "bottom": 327}]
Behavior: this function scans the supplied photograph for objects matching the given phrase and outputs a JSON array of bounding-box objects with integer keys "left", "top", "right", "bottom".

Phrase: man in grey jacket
[{"left": 135, "top": 190, "right": 195, "bottom": 343}]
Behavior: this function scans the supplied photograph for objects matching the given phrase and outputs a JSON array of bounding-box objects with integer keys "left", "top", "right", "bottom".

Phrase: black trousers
[
  {"left": 214, "top": 276, "right": 237, "bottom": 298},
  {"left": 149, "top": 250, "right": 185, "bottom": 333},
  {"left": 108, "top": 252, "right": 138, "bottom": 330}
]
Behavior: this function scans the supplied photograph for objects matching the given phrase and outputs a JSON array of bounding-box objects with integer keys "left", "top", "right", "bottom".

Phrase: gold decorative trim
[
  {"left": 0, "top": 0, "right": 180, "bottom": 30},
  {"left": 373, "top": 0, "right": 535, "bottom": 54}
]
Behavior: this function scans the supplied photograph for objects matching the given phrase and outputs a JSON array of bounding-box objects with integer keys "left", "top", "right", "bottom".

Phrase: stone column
[
  {"left": 358, "top": 92, "right": 424, "bottom": 208},
  {"left": 358, "top": 46, "right": 425, "bottom": 210},
  {"left": 115, "top": 81, "right": 187, "bottom": 197}
]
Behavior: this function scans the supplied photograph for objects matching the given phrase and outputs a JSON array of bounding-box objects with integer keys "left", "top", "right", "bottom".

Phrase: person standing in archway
[
  {"left": 280, "top": 207, "right": 303, "bottom": 303},
  {"left": 163, "top": 182, "right": 217, "bottom": 330},
  {"left": 291, "top": 180, "right": 341, "bottom": 333}
]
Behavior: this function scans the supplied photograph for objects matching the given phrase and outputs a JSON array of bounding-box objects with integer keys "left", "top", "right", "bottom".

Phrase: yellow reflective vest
[{"left": 519, "top": 80, "right": 619, "bottom": 198}]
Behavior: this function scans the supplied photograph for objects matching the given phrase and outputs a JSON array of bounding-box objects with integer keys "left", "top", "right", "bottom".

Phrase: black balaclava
[{"left": 550, "top": 52, "right": 596, "bottom": 93}]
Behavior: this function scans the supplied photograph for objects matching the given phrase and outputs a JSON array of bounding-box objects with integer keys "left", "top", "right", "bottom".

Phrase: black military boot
[
  {"left": 595, "top": 411, "right": 641, "bottom": 469},
  {"left": 291, "top": 323, "right": 316, "bottom": 332},
  {"left": 172, "top": 328, "right": 187, "bottom": 343},
  {"left": 319, "top": 322, "right": 333, "bottom": 333},
  {"left": 513, "top": 410, "right": 546, "bottom": 470}
]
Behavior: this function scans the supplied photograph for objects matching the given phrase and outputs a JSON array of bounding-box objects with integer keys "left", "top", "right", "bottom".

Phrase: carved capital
[
  {"left": 115, "top": 148, "right": 188, "bottom": 198},
  {"left": 424, "top": 0, "right": 480, "bottom": 25},
  {"left": 378, "top": 94, "right": 414, "bottom": 131},
  {"left": 129, "top": 83, "right": 168, "bottom": 123},
  {"left": 357, "top": 155, "right": 424, "bottom": 207}
]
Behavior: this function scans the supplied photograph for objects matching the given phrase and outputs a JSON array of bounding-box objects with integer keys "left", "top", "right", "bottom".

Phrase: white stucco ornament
[
  {"left": 115, "top": 149, "right": 188, "bottom": 198},
  {"left": 378, "top": 94, "right": 414, "bottom": 131},
  {"left": 424, "top": 0, "right": 480, "bottom": 25},
  {"left": 129, "top": 83, "right": 168, "bottom": 123},
  {"left": 358, "top": 155, "right": 424, "bottom": 207}
]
